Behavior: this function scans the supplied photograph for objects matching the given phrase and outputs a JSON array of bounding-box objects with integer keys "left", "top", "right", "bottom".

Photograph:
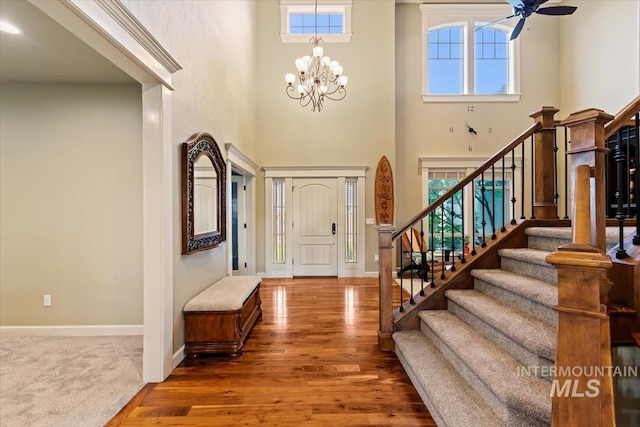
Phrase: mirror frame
[{"left": 181, "top": 132, "right": 226, "bottom": 254}]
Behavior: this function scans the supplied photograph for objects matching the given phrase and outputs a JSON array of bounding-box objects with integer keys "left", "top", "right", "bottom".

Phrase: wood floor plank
[{"left": 111, "top": 278, "right": 434, "bottom": 426}]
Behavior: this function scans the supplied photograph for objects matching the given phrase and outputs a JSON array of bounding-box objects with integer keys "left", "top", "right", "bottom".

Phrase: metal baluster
[
  {"left": 491, "top": 164, "right": 497, "bottom": 240},
  {"left": 461, "top": 186, "right": 466, "bottom": 263},
  {"left": 429, "top": 211, "right": 436, "bottom": 287},
  {"left": 615, "top": 131, "right": 629, "bottom": 259},
  {"left": 440, "top": 204, "right": 446, "bottom": 280},
  {"left": 501, "top": 156, "right": 507, "bottom": 232},
  {"left": 419, "top": 220, "right": 425, "bottom": 296},
  {"left": 564, "top": 127, "right": 570, "bottom": 219},
  {"left": 481, "top": 171, "right": 487, "bottom": 248},
  {"left": 521, "top": 141, "right": 525, "bottom": 219},
  {"left": 398, "top": 235, "right": 404, "bottom": 312},
  {"left": 409, "top": 227, "right": 415, "bottom": 304},
  {"left": 450, "top": 195, "right": 456, "bottom": 272},
  {"left": 634, "top": 113, "right": 640, "bottom": 245},
  {"left": 530, "top": 135, "right": 535, "bottom": 219},
  {"left": 553, "top": 128, "right": 559, "bottom": 218},
  {"left": 627, "top": 127, "right": 631, "bottom": 218},
  {"left": 511, "top": 150, "right": 517, "bottom": 225},
  {"left": 471, "top": 178, "right": 477, "bottom": 256}
]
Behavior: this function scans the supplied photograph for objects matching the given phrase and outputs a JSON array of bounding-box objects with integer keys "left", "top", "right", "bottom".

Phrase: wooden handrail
[
  {"left": 604, "top": 95, "right": 640, "bottom": 139},
  {"left": 393, "top": 121, "right": 542, "bottom": 240}
]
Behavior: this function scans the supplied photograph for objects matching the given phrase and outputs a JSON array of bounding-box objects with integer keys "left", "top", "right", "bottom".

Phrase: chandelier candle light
[{"left": 284, "top": 2, "right": 347, "bottom": 112}]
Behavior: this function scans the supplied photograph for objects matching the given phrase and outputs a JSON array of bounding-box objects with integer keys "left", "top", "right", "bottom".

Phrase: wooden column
[
  {"left": 377, "top": 224, "right": 395, "bottom": 351},
  {"left": 562, "top": 108, "right": 614, "bottom": 252},
  {"left": 546, "top": 246, "right": 615, "bottom": 427},
  {"left": 530, "top": 106, "right": 560, "bottom": 219},
  {"left": 546, "top": 165, "right": 615, "bottom": 427}
]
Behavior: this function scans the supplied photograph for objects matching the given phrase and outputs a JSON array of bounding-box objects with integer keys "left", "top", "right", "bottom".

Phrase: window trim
[
  {"left": 420, "top": 4, "right": 521, "bottom": 103},
  {"left": 280, "top": 0, "right": 352, "bottom": 43}
]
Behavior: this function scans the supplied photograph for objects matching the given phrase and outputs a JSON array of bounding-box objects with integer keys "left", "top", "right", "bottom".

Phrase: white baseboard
[
  {"left": 0, "top": 325, "right": 143, "bottom": 336},
  {"left": 172, "top": 345, "right": 185, "bottom": 370},
  {"left": 258, "top": 271, "right": 380, "bottom": 279}
]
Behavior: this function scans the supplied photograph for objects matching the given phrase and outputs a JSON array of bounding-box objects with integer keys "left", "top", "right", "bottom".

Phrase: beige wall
[
  {"left": 559, "top": 0, "right": 639, "bottom": 116},
  {"left": 121, "top": 0, "right": 258, "bottom": 351},
  {"left": 0, "top": 83, "right": 143, "bottom": 326},
  {"left": 255, "top": 0, "right": 396, "bottom": 273},
  {"left": 394, "top": 3, "right": 562, "bottom": 225}
]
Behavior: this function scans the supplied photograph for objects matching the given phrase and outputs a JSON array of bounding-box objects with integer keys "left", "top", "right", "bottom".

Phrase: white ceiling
[{"left": 0, "top": 0, "right": 136, "bottom": 84}]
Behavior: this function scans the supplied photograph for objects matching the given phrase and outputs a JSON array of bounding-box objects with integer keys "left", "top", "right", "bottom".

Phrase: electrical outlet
[
  {"left": 44, "top": 294, "right": 51, "bottom": 307},
  {"left": 374, "top": 254, "right": 379, "bottom": 263}
]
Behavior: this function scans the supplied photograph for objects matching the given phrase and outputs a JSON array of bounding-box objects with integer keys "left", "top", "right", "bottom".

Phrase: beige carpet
[{"left": 0, "top": 335, "right": 144, "bottom": 427}]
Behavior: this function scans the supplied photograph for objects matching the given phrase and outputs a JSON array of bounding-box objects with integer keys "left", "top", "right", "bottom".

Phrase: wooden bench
[{"left": 183, "top": 276, "right": 262, "bottom": 357}]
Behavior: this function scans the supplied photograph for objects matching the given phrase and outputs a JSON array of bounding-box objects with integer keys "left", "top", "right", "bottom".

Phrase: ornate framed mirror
[{"left": 182, "top": 132, "right": 226, "bottom": 254}]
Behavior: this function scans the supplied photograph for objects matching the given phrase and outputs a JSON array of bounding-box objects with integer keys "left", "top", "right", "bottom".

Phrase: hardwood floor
[{"left": 110, "top": 277, "right": 434, "bottom": 426}]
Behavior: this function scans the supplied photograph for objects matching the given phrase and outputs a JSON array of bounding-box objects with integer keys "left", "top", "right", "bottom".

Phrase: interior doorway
[{"left": 231, "top": 171, "right": 247, "bottom": 275}]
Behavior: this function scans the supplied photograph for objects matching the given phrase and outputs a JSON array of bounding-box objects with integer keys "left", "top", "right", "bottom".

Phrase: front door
[{"left": 292, "top": 178, "right": 338, "bottom": 276}]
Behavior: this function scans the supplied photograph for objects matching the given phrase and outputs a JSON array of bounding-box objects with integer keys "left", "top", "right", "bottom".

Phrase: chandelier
[{"left": 284, "top": 2, "right": 348, "bottom": 112}]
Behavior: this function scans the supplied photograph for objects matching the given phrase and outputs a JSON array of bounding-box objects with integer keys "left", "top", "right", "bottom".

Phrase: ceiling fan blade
[
  {"left": 510, "top": 17, "right": 526, "bottom": 40},
  {"left": 475, "top": 14, "right": 517, "bottom": 32},
  {"left": 505, "top": 0, "right": 524, "bottom": 8},
  {"left": 536, "top": 6, "right": 577, "bottom": 16}
]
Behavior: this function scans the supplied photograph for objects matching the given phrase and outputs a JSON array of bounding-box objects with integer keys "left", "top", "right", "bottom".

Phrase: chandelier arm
[
  {"left": 286, "top": 85, "right": 303, "bottom": 100},
  {"left": 323, "top": 88, "right": 347, "bottom": 101}
]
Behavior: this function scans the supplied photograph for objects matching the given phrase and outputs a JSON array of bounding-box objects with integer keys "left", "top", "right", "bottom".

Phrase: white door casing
[
  {"left": 292, "top": 178, "right": 338, "bottom": 276},
  {"left": 264, "top": 166, "right": 367, "bottom": 278}
]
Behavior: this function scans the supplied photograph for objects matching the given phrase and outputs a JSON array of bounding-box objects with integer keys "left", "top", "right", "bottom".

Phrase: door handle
[{"left": 332, "top": 223, "right": 336, "bottom": 235}]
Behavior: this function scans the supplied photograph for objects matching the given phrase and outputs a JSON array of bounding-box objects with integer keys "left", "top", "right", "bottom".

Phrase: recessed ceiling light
[{"left": 0, "top": 21, "right": 22, "bottom": 35}]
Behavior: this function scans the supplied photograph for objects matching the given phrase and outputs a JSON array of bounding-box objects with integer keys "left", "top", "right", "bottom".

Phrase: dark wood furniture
[{"left": 184, "top": 276, "right": 262, "bottom": 357}]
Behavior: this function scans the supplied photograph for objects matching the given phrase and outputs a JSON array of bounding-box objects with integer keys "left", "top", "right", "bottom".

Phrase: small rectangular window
[
  {"left": 288, "top": 12, "right": 344, "bottom": 35},
  {"left": 345, "top": 179, "right": 357, "bottom": 263},
  {"left": 272, "top": 179, "right": 286, "bottom": 264},
  {"left": 280, "top": 1, "right": 352, "bottom": 43}
]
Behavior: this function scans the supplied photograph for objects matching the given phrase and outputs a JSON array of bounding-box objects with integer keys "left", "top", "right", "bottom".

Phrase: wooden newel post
[
  {"left": 546, "top": 165, "right": 615, "bottom": 427},
  {"left": 531, "top": 106, "right": 560, "bottom": 219},
  {"left": 562, "top": 108, "right": 614, "bottom": 252},
  {"left": 377, "top": 224, "right": 395, "bottom": 351}
]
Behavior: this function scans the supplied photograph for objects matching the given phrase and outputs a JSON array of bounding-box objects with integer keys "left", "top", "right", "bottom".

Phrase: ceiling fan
[{"left": 486, "top": 1, "right": 578, "bottom": 40}]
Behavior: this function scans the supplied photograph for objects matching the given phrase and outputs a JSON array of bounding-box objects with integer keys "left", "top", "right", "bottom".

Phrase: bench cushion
[{"left": 184, "top": 276, "right": 261, "bottom": 312}]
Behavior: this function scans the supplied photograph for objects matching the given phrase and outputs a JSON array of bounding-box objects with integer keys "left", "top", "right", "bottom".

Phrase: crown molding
[
  {"left": 33, "top": 0, "right": 182, "bottom": 88},
  {"left": 94, "top": 0, "right": 182, "bottom": 73}
]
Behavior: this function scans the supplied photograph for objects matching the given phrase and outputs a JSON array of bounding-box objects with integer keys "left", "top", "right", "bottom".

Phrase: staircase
[{"left": 393, "top": 226, "right": 626, "bottom": 427}]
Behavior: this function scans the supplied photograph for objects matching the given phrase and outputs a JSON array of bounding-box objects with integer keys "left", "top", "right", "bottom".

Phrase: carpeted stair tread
[
  {"left": 499, "top": 248, "right": 557, "bottom": 284},
  {"left": 525, "top": 227, "right": 573, "bottom": 252},
  {"left": 498, "top": 248, "right": 551, "bottom": 265},
  {"left": 471, "top": 269, "right": 557, "bottom": 307},
  {"left": 526, "top": 226, "right": 635, "bottom": 252},
  {"left": 471, "top": 269, "right": 557, "bottom": 327},
  {"left": 445, "top": 289, "right": 555, "bottom": 361},
  {"left": 419, "top": 311, "right": 552, "bottom": 423},
  {"left": 393, "top": 330, "right": 502, "bottom": 427}
]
